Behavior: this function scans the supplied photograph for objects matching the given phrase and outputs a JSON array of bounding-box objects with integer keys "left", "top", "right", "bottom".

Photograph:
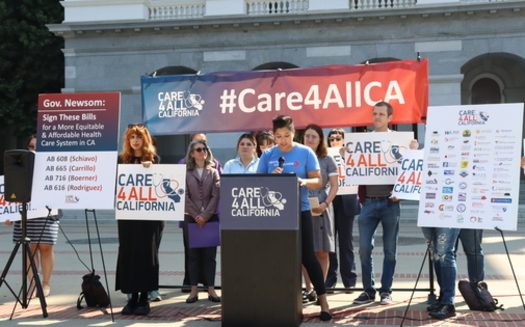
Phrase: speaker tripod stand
[{"left": 0, "top": 202, "right": 48, "bottom": 319}]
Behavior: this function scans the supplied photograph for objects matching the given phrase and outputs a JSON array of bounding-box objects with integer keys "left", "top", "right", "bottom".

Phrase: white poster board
[
  {"left": 418, "top": 103, "right": 523, "bottom": 231},
  {"left": 392, "top": 150, "right": 423, "bottom": 201},
  {"left": 31, "top": 92, "right": 121, "bottom": 209},
  {"left": 115, "top": 164, "right": 186, "bottom": 220},
  {"left": 0, "top": 176, "right": 59, "bottom": 222},
  {"left": 344, "top": 132, "right": 414, "bottom": 185},
  {"left": 328, "top": 147, "right": 357, "bottom": 195}
]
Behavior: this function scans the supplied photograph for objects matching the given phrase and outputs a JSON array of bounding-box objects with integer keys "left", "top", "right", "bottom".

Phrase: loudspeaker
[{"left": 3, "top": 150, "right": 35, "bottom": 203}]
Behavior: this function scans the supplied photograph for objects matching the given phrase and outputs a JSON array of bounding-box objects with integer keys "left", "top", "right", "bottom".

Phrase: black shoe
[
  {"left": 208, "top": 295, "right": 221, "bottom": 303},
  {"left": 186, "top": 295, "right": 198, "bottom": 303},
  {"left": 429, "top": 304, "right": 456, "bottom": 320},
  {"left": 320, "top": 311, "right": 333, "bottom": 321},
  {"left": 302, "top": 290, "right": 317, "bottom": 303},
  {"left": 427, "top": 301, "right": 442, "bottom": 312},
  {"left": 134, "top": 302, "right": 150, "bottom": 315},
  {"left": 121, "top": 301, "right": 137, "bottom": 315}
]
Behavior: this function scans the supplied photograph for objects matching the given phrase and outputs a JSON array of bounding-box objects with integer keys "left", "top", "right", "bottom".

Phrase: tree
[{"left": 0, "top": 0, "right": 64, "bottom": 139}]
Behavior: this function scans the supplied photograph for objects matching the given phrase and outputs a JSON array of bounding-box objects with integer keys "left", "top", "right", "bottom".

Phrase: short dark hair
[
  {"left": 272, "top": 115, "right": 294, "bottom": 133},
  {"left": 374, "top": 101, "right": 393, "bottom": 116}
]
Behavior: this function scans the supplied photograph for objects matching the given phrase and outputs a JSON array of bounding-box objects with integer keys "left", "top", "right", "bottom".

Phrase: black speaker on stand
[{"left": 0, "top": 150, "right": 48, "bottom": 318}]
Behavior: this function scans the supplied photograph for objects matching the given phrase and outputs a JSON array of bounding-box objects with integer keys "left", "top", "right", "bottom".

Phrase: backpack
[
  {"left": 77, "top": 271, "right": 111, "bottom": 309},
  {"left": 458, "top": 279, "right": 503, "bottom": 312}
]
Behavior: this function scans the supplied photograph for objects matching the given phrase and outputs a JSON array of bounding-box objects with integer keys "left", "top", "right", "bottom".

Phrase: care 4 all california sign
[
  {"left": 115, "top": 164, "right": 186, "bottom": 220},
  {"left": 344, "top": 132, "right": 414, "bottom": 185}
]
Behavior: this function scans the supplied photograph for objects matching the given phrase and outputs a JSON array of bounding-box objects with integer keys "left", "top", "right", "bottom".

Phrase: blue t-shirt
[{"left": 257, "top": 143, "right": 320, "bottom": 211}]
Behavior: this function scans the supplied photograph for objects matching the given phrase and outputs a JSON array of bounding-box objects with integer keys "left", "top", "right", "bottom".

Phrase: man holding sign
[{"left": 352, "top": 102, "right": 418, "bottom": 305}]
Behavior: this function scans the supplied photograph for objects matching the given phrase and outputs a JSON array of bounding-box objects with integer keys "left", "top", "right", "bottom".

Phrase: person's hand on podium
[
  {"left": 4, "top": 219, "right": 13, "bottom": 226},
  {"left": 272, "top": 167, "right": 283, "bottom": 174}
]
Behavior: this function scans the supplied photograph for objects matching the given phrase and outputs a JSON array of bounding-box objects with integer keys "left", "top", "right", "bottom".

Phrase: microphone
[{"left": 278, "top": 157, "right": 285, "bottom": 169}]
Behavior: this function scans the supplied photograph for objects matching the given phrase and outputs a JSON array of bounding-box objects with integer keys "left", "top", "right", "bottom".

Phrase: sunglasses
[
  {"left": 329, "top": 137, "right": 343, "bottom": 141},
  {"left": 128, "top": 123, "right": 145, "bottom": 128},
  {"left": 193, "top": 147, "right": 207, "bottom": 153},
  {"left": 28, "top": 144, "right": 36, "bottom": 149}
]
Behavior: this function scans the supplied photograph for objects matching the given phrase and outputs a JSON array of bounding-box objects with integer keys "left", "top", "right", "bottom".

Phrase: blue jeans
[
  {"left": 422, "top": 227, "right": 460, "bottom": 305},
  {"left": 358, "top": 198, "right": 400, "bottom": 296},
  {"left": 456, "top": 229, "right": 485, "bottom": 282}
]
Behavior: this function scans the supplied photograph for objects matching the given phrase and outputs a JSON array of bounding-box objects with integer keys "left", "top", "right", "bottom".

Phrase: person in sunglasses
[
  {"left": 324, "top": 129, "right": 361, "bottom": 294},
  {"left": 183, "top": 140, "right": 221, "bottom": 304},
  {"left": 116, "top": 124, "right": 163, "bottom": 316}
]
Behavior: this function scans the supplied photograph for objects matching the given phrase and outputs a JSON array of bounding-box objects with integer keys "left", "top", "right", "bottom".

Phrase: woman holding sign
[
  {"left": 116, "top": 124, "right": 163, "bottom": 316},
  {"left": 183, "top": 139, "right": 221, "bottom": 303},
  {"left": 325, "top": 129, "right": 360, "bottom": 293},
  {"left": 257, "top": 115, "right": 332, "bottom": 321},
  {"left": 300, "top": 124, "right": 338, "bottom": 304}
]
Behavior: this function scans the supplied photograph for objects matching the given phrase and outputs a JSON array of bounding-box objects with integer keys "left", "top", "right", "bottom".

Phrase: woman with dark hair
[
  {"left": 325, "top": 128, "right": 361, "bottom": 293},
  {"left": 223, "top": 133, "right": 259, "bottom": 174},
  {"left": 256, "top": 131, "right": 276, "bottom": 157},
  {"left": 300, "top": 124, "right": 338, "bottom": 304},
  {"left": 4, "top": 135, "right": 59, "bottom": 298},
  {"left": 257, "top": 115, "right": 332, "bottom": 321},
  {"left": 184, "top": 139, "right": 221, "bottom": 303},
  {"left": 116, "top": 124, "right": 163, "bottom": 315}
]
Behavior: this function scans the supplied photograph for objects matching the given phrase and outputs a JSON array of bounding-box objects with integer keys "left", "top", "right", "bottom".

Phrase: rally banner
[
  {"left": 31, "top": 93, "right": 121, "bottom": 209},
  {"left": 0, "top": 176, "right": 59, "bottom": 222},
  {"left": 141, "top": 60, "right": 428, "bottom": 135},
  {"left": 115, "top": 164, "right": 186, "bottom": 220},
  {"left": 344, "top": 132, "right": 414, "bottom": 185},
  {"left": 418, "top": 103, "right": 523, "bottom": 231},
  {"left": 391, "top": 150, "right": 423, "bottom": 200},
  {"left": 328, "top": 147, "right": 357, "bottom": 195}
]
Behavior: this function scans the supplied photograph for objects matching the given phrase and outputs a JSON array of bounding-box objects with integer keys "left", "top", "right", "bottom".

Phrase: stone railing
[
  {"left": 246, "top": 0, "right": 308, "bottom": 15},
  {"left": 148, "top": 0, "right": 206, "bottom": 20},
  {"left": 60, "top": 0, "right": 520, "bottom": 23}
]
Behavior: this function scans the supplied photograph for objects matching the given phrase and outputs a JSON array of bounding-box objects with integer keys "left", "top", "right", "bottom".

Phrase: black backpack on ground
[
  {"left": 77, "top": 271, "right": 110, "bottom": 308},
  {"left": 458, "top": 279, "right": 504, "bottom": 312}
]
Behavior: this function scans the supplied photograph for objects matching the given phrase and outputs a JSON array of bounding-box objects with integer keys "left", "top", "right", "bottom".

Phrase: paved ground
[{"left": 1, "top": 212, "right": 524, "bottom": 327}]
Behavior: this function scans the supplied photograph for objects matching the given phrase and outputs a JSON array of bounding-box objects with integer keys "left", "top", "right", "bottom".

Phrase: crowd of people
[{"left": 3, "top": 101, "right": 488, "bottom": 321}]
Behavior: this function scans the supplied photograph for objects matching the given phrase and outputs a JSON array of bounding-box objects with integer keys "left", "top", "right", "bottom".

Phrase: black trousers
[
  {"left": 301, "top": 210, "right": 327, "bottom": 296},
  {"left": 184, "top": 214, "right": 218, "bottom": 287}
]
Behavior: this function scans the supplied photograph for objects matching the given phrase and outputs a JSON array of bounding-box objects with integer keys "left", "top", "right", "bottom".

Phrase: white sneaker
[{"left": 379, "top": 293, "right": 393, "bottom": 305}]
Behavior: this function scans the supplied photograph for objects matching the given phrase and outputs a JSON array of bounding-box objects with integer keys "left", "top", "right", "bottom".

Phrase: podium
[{"left": 220, "top": 174, "right": 302, "bottom": 327}]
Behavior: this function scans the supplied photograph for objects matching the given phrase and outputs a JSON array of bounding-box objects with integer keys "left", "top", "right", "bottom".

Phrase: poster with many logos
[
  {"left": 418, "top": 103, "right": 523, "bottom": 231},
  {"left": 31, "top": 93, "right": 121, "bottom": 209}
]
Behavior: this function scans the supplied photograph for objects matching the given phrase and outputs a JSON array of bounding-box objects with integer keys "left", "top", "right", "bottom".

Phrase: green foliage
[{"left": 0, "top": 0, "right": 64, "bottom": 137}]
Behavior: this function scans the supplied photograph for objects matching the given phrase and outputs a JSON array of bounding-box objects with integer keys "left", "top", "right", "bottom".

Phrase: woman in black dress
[{"left": 116, "top": 124, "right": 163, "bottom": 315}]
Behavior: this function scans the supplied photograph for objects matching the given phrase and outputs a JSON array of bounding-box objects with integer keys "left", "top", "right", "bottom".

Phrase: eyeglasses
[
  {"left": 329, "top": 137, "right": 343, "bottom": 142},
  {"left": 27, "top": 145, "right": 35, "bottom": 149},
  {"left": 193, "top": 147, "right": 207, "bottom": 153},
  {"left": 304, "top": 135, "right": 318, "bottom": 140},
  {"left": 128, "top": 123, "right": 145, "bottom": 128}
]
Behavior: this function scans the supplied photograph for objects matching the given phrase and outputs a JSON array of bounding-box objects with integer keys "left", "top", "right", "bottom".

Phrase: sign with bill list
[{"left": 31, "top": 92, "right": 121, "bottom": 209}]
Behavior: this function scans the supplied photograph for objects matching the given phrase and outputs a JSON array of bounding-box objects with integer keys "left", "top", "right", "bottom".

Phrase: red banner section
[{"left": 141, "top": 60, "right": 428, "bottom": 135}]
